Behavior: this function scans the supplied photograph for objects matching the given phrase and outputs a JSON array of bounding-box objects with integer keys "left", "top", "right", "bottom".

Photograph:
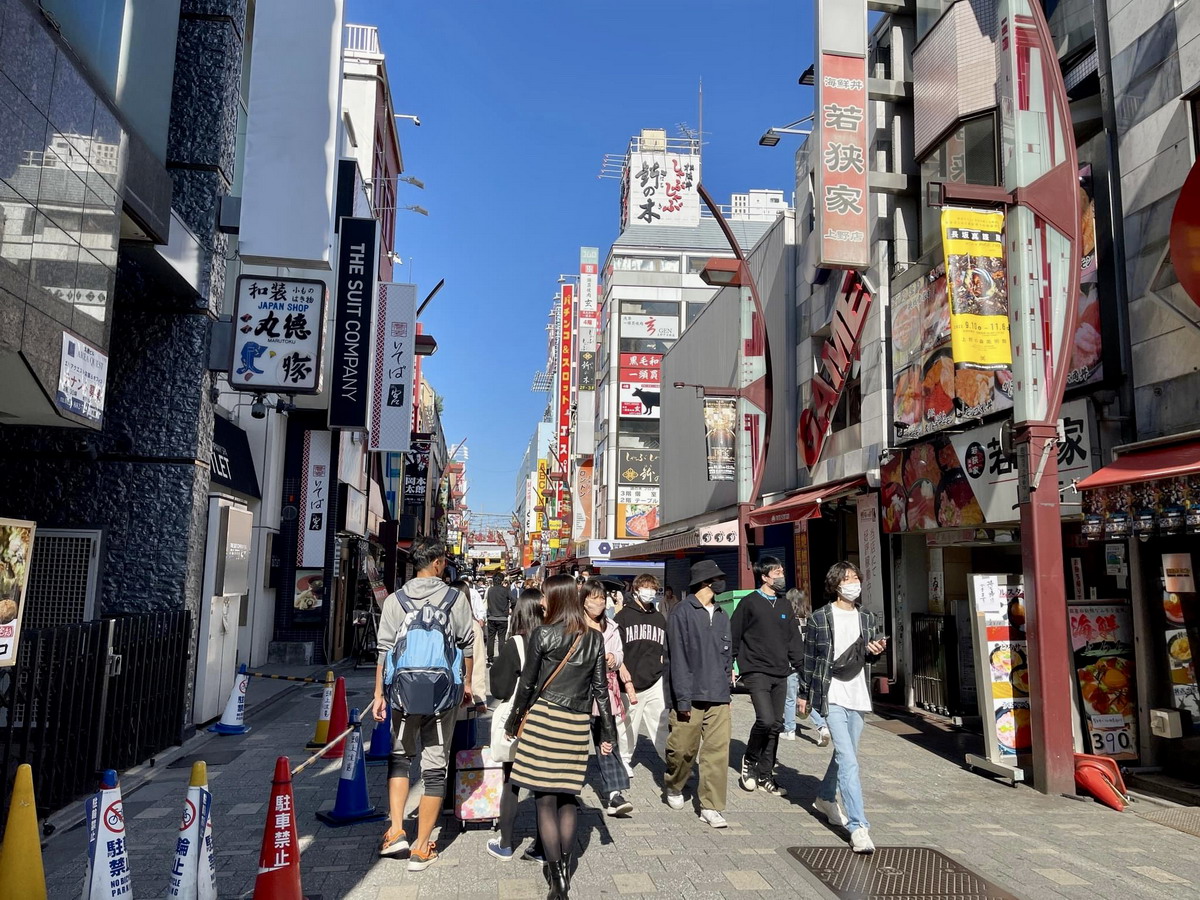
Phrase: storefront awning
[
  {"left": 1076, "top": 441, "right": 1200, "bottom": 491},
  {"left": 748, "top": 476, "right": 867, "bottom": 528},
  {"left": 210, "top": 414, "right": 261, "bottom": 499},
  {"left": 608, "top": 519, "right": 740, "bottom": 560}
]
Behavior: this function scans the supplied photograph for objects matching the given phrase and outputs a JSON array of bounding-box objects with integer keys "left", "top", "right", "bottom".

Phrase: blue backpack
[{"left": 383, "top": 588, "right": 464, "bottom": 716}]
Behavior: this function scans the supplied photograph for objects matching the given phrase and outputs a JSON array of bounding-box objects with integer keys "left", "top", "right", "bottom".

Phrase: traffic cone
[
  {"left": 316, "top": 709, "right": 386, "bottom": 827},
  {"left": 83, "top": 769, "right": 133, "bottom": 900},
  {"left": 167, "top": 761, "right": 217, "bottom": 900},
  {"left": 305, "top": 670, "right": 336, "bottom": 749},
  {"left": 321, "top": 677, "right": 348, "bottom": 759},
  {"left": 365, "top": 702, "right": 392, "bottom": 766},
  {"left": 252, "top": 758, "right": 303, "bottom": 900},
  {"left": 0, "top": 764, "right": 46, "bottom": 900},
  {"left": 209, "top": 663, "right": 251, "bottom": 735}
]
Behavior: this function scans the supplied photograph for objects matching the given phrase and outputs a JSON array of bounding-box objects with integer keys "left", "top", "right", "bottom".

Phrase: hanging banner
[
  {"left": 403, "top": 436, "right": 432, "bottom": 510},
  {"left": 0, "top": 519, "right": 34, "bottom": 667},
  {"left": 229, "top": 276, "right": 325, "bottom": 394},
  {"left": 1069, "top": 602, "right": 1137, "bottom": 760},
  {"left": 702, "top": 398, "right": 736, "bottom": 482},
  {"left": 573, "top": 460, "right": 594, "bottom": 541},
  {"left": 369, "top": 282, "right": 417, "bottom": 452},
  {"left": 328, "top": 217, "right": 379, "bottom": 429},
  {"left": 557, "top": 285, "right": 574, "bottom": 472},
  {"left": 297, "top": 430, "right": 331, "bottom": 567},
  {"left": 815, "top": 51, "right": 870, "bottom": 269},
  {"left": 941, "top": 207, "right": 1011, "bottom": 371},
  {"left": 1068, "top": 165, "right": 1103, "bottom": 387},
  {"left": 579, "top": 246, "right": 600, "bottom": 356},
  {"left": 855, "top": 493, "right": 885, "bottom": 621}
]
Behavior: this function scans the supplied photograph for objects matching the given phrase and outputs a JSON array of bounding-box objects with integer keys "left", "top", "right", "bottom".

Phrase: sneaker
[
  {"left": 486, "top": 838, "right": 514, "bottom": 861},
  {"left": 665, "top": 792, "right": 686, "bottom": 810},
  {"left": 407, "top": 842, "right": 439, "bottom": 871},
  {"left": 779, "top": 730, "right": 796, "bottom": 741},
  {"left": 606, "top": 792, "right": 634, "bottom": 817},
  {"left": 521, "top": 844, "right": 546, "bottom": 863},
  {"left": 699, "top": 808, "right": 728, "bottom": 829},
  {"left": 817, "top": 726, "right": 831, "bottom": 747},
  {"left": 850, "top": 827, "right": 875, "bottom": 854},
  {"left": 738, "top": 757, "right": 757, "bottom": 792},
  {"left": 758, "top": 779, "right": 787, "bottom": 798},
  {"left": 379, "top": 826, "right": 409, "bottom": 858},
  {"left": 813, "top": 797, "right": 849, "bottom": 827}
]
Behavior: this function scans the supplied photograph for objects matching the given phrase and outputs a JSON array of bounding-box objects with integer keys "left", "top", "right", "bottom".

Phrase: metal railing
[
  {"left": 344, "top": 24, "right": 381, "bottom": 55},
  {"left": 911, "top": 612, "right": 958, "bottom": 717},
  {"left": 0, "top": 610, "right": 191, "bottom": 827}
]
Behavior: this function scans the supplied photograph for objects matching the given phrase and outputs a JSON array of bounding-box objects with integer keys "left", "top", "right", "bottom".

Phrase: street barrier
[
  {"left": 83, "top": 770, "right": 133, "bottom": 899},
  {"left": 252, "top": 758, "right": 303, "bottom": 900},
  {"left": 209, "top": 664, "right": 251, "bottom": 736},
  {"left": 243, "top": 670, "right": 324, "bottom": 684},
  {"left": 321, "top": 677, "right": 349, "bottom": 760},
  {"left": 315, "top": 709, "right": 386, "bottom": 827},
  {"left": 0, "top": 763, "right": 46, "bottom": 900},
  {"left": 305, "top": 670, "right": 336, "bottom": 749},
  {"left": 364, "top": 702, "right": 392, "bottom": 765},
  {"left": 167, "top": 761, "right": 216, "bottom": 900}
]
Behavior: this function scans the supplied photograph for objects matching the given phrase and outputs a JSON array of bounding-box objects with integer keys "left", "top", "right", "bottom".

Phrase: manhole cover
[
  {"left": 786, "top": 846, "right": 1021, "bottom": 899},
  {"left": 1137, "top": 807, "right": 1200, "bottom": 838},
  {"left": 167, "top": 749, "right": 246, "bottom": 768}
]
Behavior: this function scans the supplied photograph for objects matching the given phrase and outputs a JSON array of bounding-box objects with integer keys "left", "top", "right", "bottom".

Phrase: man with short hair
[
  {"left": 485, "top": 573, "right": 512, "bottom": 664},
  {"left": 372, "top": 537, "right": 475, "bottom": 871},
  {"left": 615, "top": 573, "right": 670, "bottom": 778},
  {"left": 731, "top": 555, "right": 804, "bottom": 798}
]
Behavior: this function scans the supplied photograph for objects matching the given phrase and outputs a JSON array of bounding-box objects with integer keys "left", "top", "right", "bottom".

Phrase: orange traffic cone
[
  {"left": 321, "top": 677, "right": 348, "bottom": 760},
  {"left": 305, "top": 670, "right": 336, "bottom": 750},
  {"left": 252, "top": 758, "right": 303, "bottom": 900}
]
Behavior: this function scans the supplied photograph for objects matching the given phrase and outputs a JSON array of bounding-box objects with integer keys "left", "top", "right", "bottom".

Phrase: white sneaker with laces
[
  {"left": 813, "top": 797, "right": 849, "bottom": 827},
  {"left": 665, "top": 792, "right": 686, "bottom": 810},
  {"left": 699, "top": 808, "right": 728, "bottom": 828},
  {"left": 738, "top": 757, "right": 757, "bottom": 792},
  {"left": 817, "top": 726, "right": 831, "bottom": 747},
  {"left": 850, "top": 827, "right": 875, "bottom": 853},
  {"left": 779, "top": 730, "right": 796, "bottom": 741}
]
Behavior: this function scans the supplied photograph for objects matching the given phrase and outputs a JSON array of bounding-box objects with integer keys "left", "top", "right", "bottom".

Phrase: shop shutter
[
  {"left": 664, "top": 559, "right": 690, "bottom": 597},
  {"left": 24, "top": 529, "right": 101, "bottom": 627}
]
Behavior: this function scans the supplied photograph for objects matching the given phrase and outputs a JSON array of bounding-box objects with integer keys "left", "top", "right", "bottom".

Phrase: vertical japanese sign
[
  {"left": 297, "top": 430, "right": 331, "bottom": 567},
  {"left": 942, "top": 208, "right": 1012, "bottom": 372},
  {"left": 557, "top": 285, "right": 574, "bottom": 474},
  {"left": 970, "top": 574, "right": 1031, "bottom": 770},
  {"left": 369, "top": 282, "right": 416, "bottom": 452},
  {"left": 855, "top": 494, "right": 885, "bottom": 621},
  {"left": 403, "top": 437, "right": 431, "bottom": 510},
  {"left": 1069, "top": 602, "right": 1137, "bottom": 759},
  {"left": 702, "top": 398, "right": 736, "bottom": 482},
  {"left": 0, "top": 519, "right": 35, "bottom": 667},
  {"left": 625, "top": 151, "right": 700, "bottom": 228},
  {"left": 57, "top": 333, "right": 108, "bottom": 423},
  {"left": 579, "top": 246, "right": 600, "bottom": 355},
  {"left": 815, "top": 52, "right": 869, "bottom": 268},
  {"left": 230, "top": 276, "right": 325, "bottom": 393},
  {"left": 574, "top": 459, "right": 594, "bottom": 540},
  {"left": 328, "top": 217, "right": 379, "bottom": 429}
]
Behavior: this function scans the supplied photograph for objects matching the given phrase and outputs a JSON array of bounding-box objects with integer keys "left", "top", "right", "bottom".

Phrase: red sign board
[
  {"left": 557, "top": 285, "right": 574, "bottom": 473},
  {"left": 1170, "top": 159, "right": 1200, "bottom": 311},
  {"left": 619, "top": 353, "right": 662, "bottom": 368},
  {"left": 815, "top": 52, "right": 869, "bottom": 269},
  {"left": 620, "top": 367, "right": 660, "bottom": 384}
]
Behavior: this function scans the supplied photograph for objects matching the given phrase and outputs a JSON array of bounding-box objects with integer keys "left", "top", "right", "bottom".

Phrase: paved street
[{"left": 41, "top": 666, "right": 1200, "bottom": 899}]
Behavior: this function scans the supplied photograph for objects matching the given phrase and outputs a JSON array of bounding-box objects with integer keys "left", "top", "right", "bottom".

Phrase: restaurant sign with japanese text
[
  {"left": 369, "top": 282, "right": 417, "bottom": 453},
  {"left": 815, "top": 52, "right": 869, "bottom": 269},
  {"left": 230, "top": 276, "right": 326, "bottom": 393},
  {"left": 618, "top": 449, "right": 660, "bottom": 486}
]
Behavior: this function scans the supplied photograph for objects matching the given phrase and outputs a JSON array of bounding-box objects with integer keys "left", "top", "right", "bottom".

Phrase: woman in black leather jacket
[{"left": 505, "top": 574, "right": 617, "bottom": 899}]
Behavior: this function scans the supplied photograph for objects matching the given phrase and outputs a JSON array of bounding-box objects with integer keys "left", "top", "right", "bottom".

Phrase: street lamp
[
  {"left": 394, "top": 114, "right": 421, "bottom": 126},
  {"left": 404, "top": 205, "right": 429, "bottom": 217},
  {"left": 758, "top": 115, "right": 815, "bottom": 147}
]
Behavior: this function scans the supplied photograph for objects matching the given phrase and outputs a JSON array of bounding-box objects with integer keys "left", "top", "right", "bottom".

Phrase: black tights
[
  {"left": 499, "top": 762, "right": 520, "bottom": 849},
  {"left": 534, "top": 791, "right": 577, "bottom": 863}
]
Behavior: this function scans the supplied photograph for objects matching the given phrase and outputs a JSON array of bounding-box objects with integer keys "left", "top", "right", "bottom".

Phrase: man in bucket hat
[{"left": 662, "top": 559, "right": 734, "bottom": 828}]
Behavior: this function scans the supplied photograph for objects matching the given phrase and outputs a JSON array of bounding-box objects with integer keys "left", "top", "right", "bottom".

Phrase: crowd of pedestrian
[{"left": 374, "top": 537, "right": 887, "bottom": 898}]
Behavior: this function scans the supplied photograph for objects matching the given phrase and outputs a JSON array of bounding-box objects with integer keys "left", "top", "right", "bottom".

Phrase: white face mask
[
  {"left": 638, "top": 589, "right": 656, "bottom": 603},
  {"left": 838, "top": 582, "right": 862, "bottom": 602}
]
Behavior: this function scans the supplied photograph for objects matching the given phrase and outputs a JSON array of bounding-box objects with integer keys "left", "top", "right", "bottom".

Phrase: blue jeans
[
  {"left": 819, "top": 704, "right": 868, "bottom": 832},
  {"left": 784, "top": 672, "right": 827, "bottom": 733}
]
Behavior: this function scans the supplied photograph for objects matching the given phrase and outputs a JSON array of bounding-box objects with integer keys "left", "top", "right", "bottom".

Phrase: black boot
[
  {"left": 542, "top": 861, "right": 554, "bottom": 886},
  {"left": 549, "top": 860, "right": 569, "bottom": 898},
  {"left": 562, "top": 852, "right": 574, "bottom": 893}
]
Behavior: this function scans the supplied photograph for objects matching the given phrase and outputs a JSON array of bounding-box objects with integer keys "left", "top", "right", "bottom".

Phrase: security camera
[{"left": 251, "top": 398, "right": 266, "bottom": 419}]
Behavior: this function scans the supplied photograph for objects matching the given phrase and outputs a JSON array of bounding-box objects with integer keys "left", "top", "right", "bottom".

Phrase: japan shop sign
[
  {"left": 328, "top": 217, "right": 379, "bottom": 429},
  {"left": 230, "top": 276, "right": 326, "bottom": 393},
  {"left": 618, "top": 449, "right": 659, "bottom": 486}
]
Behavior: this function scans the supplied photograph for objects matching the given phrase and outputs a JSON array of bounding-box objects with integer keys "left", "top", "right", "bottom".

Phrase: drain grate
[
  {"left": 1137, "top": 807, "right": 1200, "bottom": 838},
  {"left": 786, "top": 846, "right": 1022, "bottom": 899},
  {"left": 167, "top": 749, "right": 246, "bottom": 768}
]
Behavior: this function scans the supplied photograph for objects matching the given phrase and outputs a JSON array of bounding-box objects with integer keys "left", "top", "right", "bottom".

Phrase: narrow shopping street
[{"left": 39, "top": 666, "right": 1200, "bottom": 899}]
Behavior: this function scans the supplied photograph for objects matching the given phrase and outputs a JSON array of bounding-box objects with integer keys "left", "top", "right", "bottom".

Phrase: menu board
[
  {"left": 1069, "top": 602, "right": 1137, "bottom": 759},
  {"left": 1161, "top": 553, "right": 1200, "bottom": 730},
  {"left": 969, "top": 574, "right": 1031, "bottom": 772}
]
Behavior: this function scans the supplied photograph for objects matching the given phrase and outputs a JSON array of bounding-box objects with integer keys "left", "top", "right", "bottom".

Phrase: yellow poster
[
  {"left": 536, "top": 458, "right": 548, "bottom": 502},
  {"left": 941, "top": 207, "right": 1011, "bottom": 369}
]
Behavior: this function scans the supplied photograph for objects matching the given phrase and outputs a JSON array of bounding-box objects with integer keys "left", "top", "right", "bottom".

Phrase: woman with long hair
[
  {"left": 487, "top": 589, "right": 545, "bottom": 861},
  {"left": 781, "top": 588, "right": 830, "bottom": 745},
  {"left": 797, "top": 562, "right": 887, "bottom": 854},
  {"left": 581, "top": 579, "right": 633, "bottom": 816},
  {"left": 505, "top": 575, "right": 617, "bottom": 898}
]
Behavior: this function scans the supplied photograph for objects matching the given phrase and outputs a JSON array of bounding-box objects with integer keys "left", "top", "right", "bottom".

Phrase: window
[
  {"left": 688, "top": 256, "right": 711, "bottom": 274},
  {"left": 920, "top": 114, "right": 998, "bottom": 253},
  {"left": 620, "top": 300, "right": 678, "bottom": 317},
  {"left": 620, "top": 337, "right": 674, "bottom": 354},
  {"left": 915, "top": 0, "right": 953, "bottom": 43},
  {"left": 611, "top": 255, "right": 682, "bottom": 273},
  {"left": 619, "top": 420, "right": 660, "bottom": 450}
]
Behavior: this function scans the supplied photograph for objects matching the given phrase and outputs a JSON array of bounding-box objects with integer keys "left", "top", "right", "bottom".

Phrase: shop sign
[
  {"left": 230, "top": 276, "right": 325, "bottom": 394},
  {"left": 698, "top": 520, "right": 738, "bottom": 545},
  {"left": 619, "top": 381, "right": 660, "bottom": 419},
  {"left": 619, "top": 353, "right": 661, "bottom": 385},
  {"left": 402, "top": 436, "right": 431, "bottom": 509},
  {"left": 798, "top": 272, "right": 872, "bottom": 468},
  {"left": 578, "top": 350, "right": 596, "bottom": 391},
  {"left": 579, "top": 247, "right": 599, "bottom": 315},
  {"left": 574, "top": 460, "right": 594, "bottom": 541},
  {"left": 622, "top": 150, "right": 700, "bottom": 229},
  {"left": 618, "top": 449, "right": 659, "bottom": 486},
  {"left": 814, "top": 50, "right": 869, "bottom": 268},
  {"left": 557, "top": 285, "right": 574, "bottom": 471},
  {"left": 855, "top": 494, "right": 885, "bottom": 621},
  {"left": 0, "top": 519, "right": 34, "bottom": 667},
  {"left": 56, "top": 333, "right": 108, "bottom": 423},
  {"left": 582, "top": 540, "right": 639, "bottom": 560},
  {"left": 617, "top": 497, "right": 659, "bottom": 540},
  {"left": 1160, "top": 553, "right": 1200, "bottom": 729},
  {"left": 298, "top": 430, "right": 331, "bottom": 567},
  {"left": 294, "top": 569, "right": 324, "bottom": 611},
  {"left": 942, "top": 208, "right": 1011, "bottom": 371},
  {"left": 703, "top": 398, "right": 736, "bottom": 482},
  {"left": 328, "top": 217, "right": 379, "bottom": 429},
  {"left": 619, "top": 314, "right": 679, "bottom": 340},
  {"left": 368, "top": 282, "right": 417, "bottom": 452},
  {"left": 1069, "top": 165, "right": 1103, "bottom": 387},
  {"left": 616, "top": 486, "right": 657, "bottom": 505},
  {"left": 968, "top": 574, "right": 1031, "bottom": 769},
  {"left": 1069, "top": 602, "right": 1137, "bottom": 759},
  {"left": 792, "top": 522, "right": 811, "bottom": 600}
]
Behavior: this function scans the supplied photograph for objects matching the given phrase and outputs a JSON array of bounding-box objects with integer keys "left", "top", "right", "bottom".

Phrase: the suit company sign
[{"left": 329, "top": 217, "right": 379, "bottom": 429}]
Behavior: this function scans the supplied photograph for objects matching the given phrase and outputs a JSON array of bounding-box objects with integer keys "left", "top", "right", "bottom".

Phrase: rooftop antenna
[{"left": 699, "top": 77, "right": 703, "bottom": 161}]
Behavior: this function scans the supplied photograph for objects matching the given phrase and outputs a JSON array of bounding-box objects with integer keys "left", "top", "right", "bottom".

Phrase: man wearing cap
[{"left": 662, "top": 559, "right": 733, "bottom": 828}]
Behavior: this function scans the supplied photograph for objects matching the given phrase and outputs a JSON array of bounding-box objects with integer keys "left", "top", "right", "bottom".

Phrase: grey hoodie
[{"left": 376, "top": 576, "right": 475, "bottom": 668}]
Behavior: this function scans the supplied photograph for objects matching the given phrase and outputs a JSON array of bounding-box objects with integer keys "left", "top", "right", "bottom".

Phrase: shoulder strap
[
  {"left": 394, "top": 590, "right": 415, "bottom": 615},
  {"left": 434, "top": 587, "right": 460, "bottom": 614},
  {"left": 542, "top": 632, "right": 584, "bottom": 694},
  {"left": 514, "top": 634, "right": 526, "bottom": 669}
]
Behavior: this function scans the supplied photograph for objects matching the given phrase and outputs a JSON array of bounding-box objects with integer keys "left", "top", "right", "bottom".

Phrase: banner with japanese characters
[
  {"left": 815, "top": 51, "right": 869, "bottom": 269},
  {"left": 619, "top": 381, "right": 660, "bottom": 419},
  {"left": 298, "top": 430, "right": 331, "bottom": 567},
  {"left": 230, "top": 276, "right": 325, "bottom": 393},
  {"left": 618, "top": 449, "right": 660, "bottom": 487},
  {"left": 403, "top": 436, "right": 431, "bottom": 510},
  {"left": 57, "top": 333, "right": 108, "bottom": 423},
  {"left": 702, "top": 398, "right": 736, "bottom": 482},
  {"left": 620, "top": 314, "right": 679, "bottom": 341},
  {"left": 941, "top": 207, "right": 1011, "bottom": 371},
  {"left": 557, "top": 285, "right": 574, "bottom": 472},
  {"left": 623, "top": 151, "right": 700, "bottom": 229},
  {"left": 617, "top": 486, "right": 659, "bottom": 540},
  {"left": 1069, "top": 602, "right": 1137, "bottom": 759},
  {"left": 369, "top": 282, "right": 416, "bottom": 452},
  {"left": 579, "top": 246, "right": 600, "bottom": 356}
]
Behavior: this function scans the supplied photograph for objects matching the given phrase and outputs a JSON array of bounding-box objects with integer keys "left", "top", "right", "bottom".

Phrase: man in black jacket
[
  {"left": 731, "top": 555, "right": 804, "bottom": 798},
  {"left": 485, "top": 574, "right": 512, "bottom": 664},
  {"left": 663, "top": 559, "right": 733, "bottom": 829}
]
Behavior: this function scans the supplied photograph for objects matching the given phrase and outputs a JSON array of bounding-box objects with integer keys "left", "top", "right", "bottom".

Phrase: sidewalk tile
[
  {"left": 1128, "top": 866, "right": 1192, "bottom": 885},
  {"left": 1032, "top": 868, "right": 1091, "bottom": 886},
  {"left": 611, "top": 872, "right": 657, "bottom": 893},
  {"left": 725, "top": 869, "right": 773, "bottom": 890}
]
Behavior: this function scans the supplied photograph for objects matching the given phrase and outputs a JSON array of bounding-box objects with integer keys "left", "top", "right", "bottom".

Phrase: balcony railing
[{"left": 344, "top": 24, "right": 381, "bottom": 56}]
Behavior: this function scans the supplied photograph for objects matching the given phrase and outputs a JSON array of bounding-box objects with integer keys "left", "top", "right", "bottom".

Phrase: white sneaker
[
  {"left": 665, "top": 792, "right": 686, "bottom": 810},
  {"left": 817, "top": 727, "right": 831, "bottom": 747},
  {"left": 738, "top": 756, "right": 757, "bottom": 792},
  {"left": 850, "top": 827, "right": 875, "bottom": 854},
  {"left": 700, "top": 808, "right": 728, "bottom": 829},
  {"left": 779, "top": 730, "right": 796, "bottom": 741},
  {"left": 813, "top": 797, "right": 849, "bottom": 827}
]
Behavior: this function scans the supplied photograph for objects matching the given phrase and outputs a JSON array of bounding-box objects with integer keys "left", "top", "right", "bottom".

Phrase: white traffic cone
[
  {"left": 166, "top": 761, "right": 216, "bottom": 900},
  {"left": 83, "top": 770, "right": 132, "bottom": 900},
  {"left": 209, "top": 664, "right": 251, "bottom": 735}
]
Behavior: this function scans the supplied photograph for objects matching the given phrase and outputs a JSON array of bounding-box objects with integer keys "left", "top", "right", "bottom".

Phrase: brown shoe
[{"left": 407, "top": 841, "right": 439, "bottom": 871}]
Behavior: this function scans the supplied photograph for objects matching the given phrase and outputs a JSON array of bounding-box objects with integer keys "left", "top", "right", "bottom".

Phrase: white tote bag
[{"left": 489, "top": 635, "right": 525, "bottom": 763}]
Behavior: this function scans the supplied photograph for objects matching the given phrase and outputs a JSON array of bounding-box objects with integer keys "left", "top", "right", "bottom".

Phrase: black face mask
[{"left": 709, "top": 579, "right": 726, "bottom": 594}]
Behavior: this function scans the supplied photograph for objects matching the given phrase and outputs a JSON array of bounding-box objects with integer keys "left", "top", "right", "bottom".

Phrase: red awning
[
  {"left": 1076, "top": 441, "right": 1200, "bottom": 491},
  {"left": 748, "top": 477, "right": 867, "bottom": 528}
]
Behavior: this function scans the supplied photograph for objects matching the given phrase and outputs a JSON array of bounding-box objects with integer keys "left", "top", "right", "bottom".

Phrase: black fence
[
  {"left": 0, "top": 610, "right": 191, "bottom": 825},
  {"left": 911, "top": 612, "right": 959, "bottom": 717}
]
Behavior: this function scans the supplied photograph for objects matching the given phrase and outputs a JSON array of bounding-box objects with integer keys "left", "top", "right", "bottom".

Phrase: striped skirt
[{"left": 509, "top": 697, "right": 591, "bottom": 794}]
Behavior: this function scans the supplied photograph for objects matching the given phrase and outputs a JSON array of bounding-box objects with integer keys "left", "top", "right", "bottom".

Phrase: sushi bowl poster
[
  {"left": 1069, "top": 602, "right": 1137, "bottom": 759},
  {"left": 970, "top": 574, "right": 1032, "bottom": 764}
]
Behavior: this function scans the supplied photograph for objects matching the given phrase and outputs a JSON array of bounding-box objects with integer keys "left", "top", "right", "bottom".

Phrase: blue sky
[{"left": 348, "top": 0, "right": 816, "bottom": 518}]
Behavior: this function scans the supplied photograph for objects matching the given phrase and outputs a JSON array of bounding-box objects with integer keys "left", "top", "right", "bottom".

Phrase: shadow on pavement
[{"left": 869, "top": 708, "right": 984, "bottom": 768}]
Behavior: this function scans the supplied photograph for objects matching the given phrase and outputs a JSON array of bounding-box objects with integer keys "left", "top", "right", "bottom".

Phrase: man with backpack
[{"left": 372, "top": 536, "right": 475, "bottom": 871}]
